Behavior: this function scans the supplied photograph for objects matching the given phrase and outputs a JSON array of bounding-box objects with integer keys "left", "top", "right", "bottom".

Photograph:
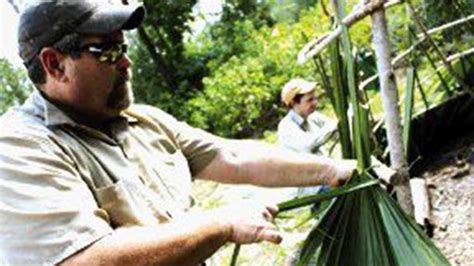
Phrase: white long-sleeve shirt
[
  {"left": 277, "top": 110, "right": 338, "bottom": 197},
  {"left": 277, "top": 110, "right": 338, "bottom": 155}
]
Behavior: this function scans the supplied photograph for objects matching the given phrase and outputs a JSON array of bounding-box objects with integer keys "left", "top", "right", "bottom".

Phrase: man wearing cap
[
  {"left": 0, "top": 1, "right": 356, "bottom": 265},
  {"left": 278, "top": 78, "right": 338, "bottom": 155},
  {"left": 278, "top": 78, "right": 339, "bottom": 198}
]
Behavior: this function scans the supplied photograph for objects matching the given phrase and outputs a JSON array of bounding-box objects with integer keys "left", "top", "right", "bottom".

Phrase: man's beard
[{"left": 107, "top": 73, "right": 133, "bottom": 111}]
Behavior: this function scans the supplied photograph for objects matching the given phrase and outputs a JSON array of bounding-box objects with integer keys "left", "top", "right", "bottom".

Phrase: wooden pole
[{"left": 371, "top": 0, "right": 414, "bottom": 215}]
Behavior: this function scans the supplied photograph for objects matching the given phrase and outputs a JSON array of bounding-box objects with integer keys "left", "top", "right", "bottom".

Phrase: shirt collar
[
  {"left": 288, "top": 109, "right": 305, "bottom": 126},
  {"left": 20, "top": 90, "right": 138, "bottom": 127}
]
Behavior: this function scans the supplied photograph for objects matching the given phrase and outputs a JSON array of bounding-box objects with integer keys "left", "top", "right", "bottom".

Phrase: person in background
[
  {"left": 0, "top": 2, "right": 357, "bottom": 265},
  {"left": 277, "top": 78, "right": 339, "bottom": 198}
]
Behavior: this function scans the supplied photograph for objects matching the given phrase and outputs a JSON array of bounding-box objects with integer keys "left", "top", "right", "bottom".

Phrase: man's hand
[
  {"left": 211, "top": 202, "right": 282, "bottom": 245},
  {"left": 327, "top": 159, "right": 357, "bottom": 187}
]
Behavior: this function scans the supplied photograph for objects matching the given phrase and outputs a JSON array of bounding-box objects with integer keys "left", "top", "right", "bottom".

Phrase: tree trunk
[
  {"left": 370, "top": 1, "right": 414, "bottom": 215},
  {"left": 137, "top": 27, "right": 179, "bottom": 92}
]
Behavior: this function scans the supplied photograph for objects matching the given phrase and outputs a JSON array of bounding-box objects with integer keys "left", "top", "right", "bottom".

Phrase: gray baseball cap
[{"left": 18, "top": 0, "right": 146, "bottom": 65}]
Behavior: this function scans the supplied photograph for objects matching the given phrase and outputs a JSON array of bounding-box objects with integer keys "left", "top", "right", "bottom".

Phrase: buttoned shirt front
[{"left": 0, "top": 90, "right": 219, "bottom": 265}]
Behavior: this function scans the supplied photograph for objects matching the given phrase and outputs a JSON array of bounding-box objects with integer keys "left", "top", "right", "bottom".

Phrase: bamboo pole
[
  {"left": 393, "top": 14, "right": 474, "bottom": 68},
  {"left": 298, "top": 0, "right": 402, "bottom": 64},
  {"left": 371, "top": 0, "right": 414, "bottom": 215},
  {"left": 445, "top": 47, "right": 474, "bottom": 62},
  {"left": 358, "top": 13, "right": 474, "bottom": 90},
  {"left": 361, "top": 48, "right": 474, "bottom": 91},
  {"left": 406, "top": 1, "right": 472, "bottom": 96},
  {"left": 411, "top": 29, "right": 453, "bottom": 96},
  {"left": 415, "top": 14, "right": 474, "bottom": 39},
  {"left": 419, "top": 48, "right": 474, "bottom": 88},
  {"left": 301, "top": 0, "right": 474, "bottom": 96}
]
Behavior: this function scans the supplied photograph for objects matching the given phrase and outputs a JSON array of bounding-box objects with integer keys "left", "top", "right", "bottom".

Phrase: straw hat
[{"left": 281, "top": 78, "right": 317, "bottom": 106}]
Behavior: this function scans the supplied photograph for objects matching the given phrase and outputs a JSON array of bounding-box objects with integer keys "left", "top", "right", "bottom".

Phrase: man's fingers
[
  {"left": 257, "top": 226, "right": 283, "bottom": 244},
  {"left": 220, "top": 201, "right": 284, "bottom": 245},
  {"left": 329, "top": 159, "right": 357, "bottom": 187},
  {"left": 265, "top": 204, "right": 279, "bottom": 217},
  {"left": 252, "top": 221, "right": 282, "bottom": 244},
  {"left": 262, "top": 210, "right": 273, "bottom": 221}
]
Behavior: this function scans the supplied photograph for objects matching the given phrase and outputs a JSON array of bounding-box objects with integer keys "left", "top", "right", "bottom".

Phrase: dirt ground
[{"left": 419, "top": 130, "right": 474, "bottom": 265}]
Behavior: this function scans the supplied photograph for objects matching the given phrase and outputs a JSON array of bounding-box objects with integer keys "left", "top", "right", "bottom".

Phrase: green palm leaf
[
  {"left": 295, "top": 174, "right": 449, "bottom": 266},
  {"left": 277, "top": 178, "right": 379, "bottom": 213}
]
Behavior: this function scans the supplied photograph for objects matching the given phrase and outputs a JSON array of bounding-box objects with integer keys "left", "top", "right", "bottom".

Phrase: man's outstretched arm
[{"left": 197, "top": 139, "right": 357, "bottom": 187}]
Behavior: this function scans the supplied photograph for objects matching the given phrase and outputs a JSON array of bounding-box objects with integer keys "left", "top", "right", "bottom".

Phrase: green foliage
[
  {"left": 131, "top": 0, "right": 278, "bottom": 123},
  {"left": 193, "top": 1, "right": 275, "bottom": 73},
  {"left": 129, "top": 0, "right": 471, "bottom": 140},
  {"left": 186, "top": 6, "right": 335, "bottom": 138},
  {"left": 131, "top": 0, "right": 206, "bottom": 117},
  {"left": 181, "top": 0, "right": 386, "bottom": 139},
  {"left": 129, "top": 0, "right": 383, "bottom": 138},
  {"left": 266, "top": 0, "right": 319, "bottom": 24},
  {"left": 421, "top": 0, "right": 474, "bottom": 30},
  {"left": 187, "top": 53, "right": 285, "bottom": 137},
  {"left": 0, "top": 59, "right": 32, "bottom": 114}
]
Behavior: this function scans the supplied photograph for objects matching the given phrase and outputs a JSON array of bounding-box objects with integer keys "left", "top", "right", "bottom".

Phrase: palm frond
[{"left": 296, "top": 175, "right": 450, "bottom": 266}]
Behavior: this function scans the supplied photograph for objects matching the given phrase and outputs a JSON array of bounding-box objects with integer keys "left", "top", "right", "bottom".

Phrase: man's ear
[{"left": 39, "top": 48, "right": 67, "bottom": 82}]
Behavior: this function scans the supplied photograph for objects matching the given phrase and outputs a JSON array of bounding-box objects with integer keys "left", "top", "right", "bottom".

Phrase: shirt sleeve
[
  {"left": 130, "top": 105, "right": 220, "bottom": 177},
  {"left": 173, "top": 121, "right": 221, "bottom": 176},
  {"left": 0, "top": 130, "right": 113, "bottom": 265}
]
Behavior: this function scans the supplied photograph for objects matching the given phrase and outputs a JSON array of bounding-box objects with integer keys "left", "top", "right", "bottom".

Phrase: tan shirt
[{"left": 0, "top": 91, "right": 219, "bottom": 265}]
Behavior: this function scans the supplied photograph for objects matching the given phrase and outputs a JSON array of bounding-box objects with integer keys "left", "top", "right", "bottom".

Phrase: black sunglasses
[{"left": 78, "top": 42, "right": 128, "bottom": 64}]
